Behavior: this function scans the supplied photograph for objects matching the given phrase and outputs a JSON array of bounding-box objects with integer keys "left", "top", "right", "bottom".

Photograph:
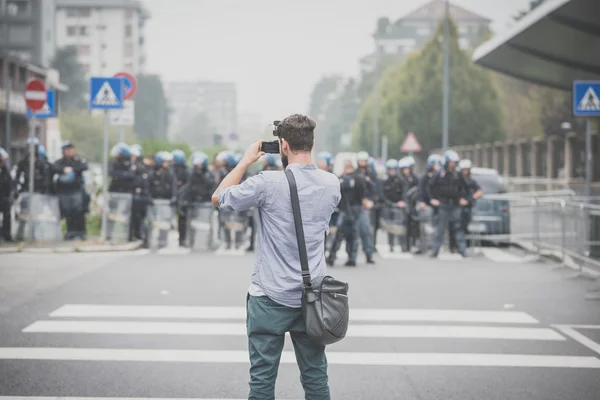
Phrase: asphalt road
[{"left": 1, "top": 243, "right": 600, "bottom": 400}]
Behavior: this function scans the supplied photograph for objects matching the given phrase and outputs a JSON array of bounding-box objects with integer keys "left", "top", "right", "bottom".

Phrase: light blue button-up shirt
[{"left": 218, "top": 163, "right": 341, "bottom": 308}]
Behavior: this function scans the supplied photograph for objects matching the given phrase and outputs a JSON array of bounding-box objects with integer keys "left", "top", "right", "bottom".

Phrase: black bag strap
[{"left": 284, "top": 169, "right": 312, "bottom": 288}]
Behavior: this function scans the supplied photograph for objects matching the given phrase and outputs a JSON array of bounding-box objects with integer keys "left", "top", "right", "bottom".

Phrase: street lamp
[{"left": 442, "top": 0, "right": 450, "bottom": 151}]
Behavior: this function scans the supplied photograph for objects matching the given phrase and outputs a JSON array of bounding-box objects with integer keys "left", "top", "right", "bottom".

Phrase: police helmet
[
  {"left": 357, "top": 151, "right": 369, "bottom": 162},
  {"left": 130, "top": 146, "right": 141, "bottom": 158},
  {"left": 368, "top": 156, "right": 376, "bottom": 172},
  {"left": 317, "top": 151, "right": 333, "bottom": 166},
  {"left": 398, "top": 157, "right": 411, "bottom": 169},
  {"left": 458, "top": 159, "right": 472, "bottom": 170},
  {"left": 154, "top": 151, "right": 171, "bottom": 165},
  {"left": 225, "top": 152, "right": 237, "bottom": 168},
  {"left": 130, "top": 144, "right": 143, "bottom": 156},
  {"left": 216, "top": 151, "right": 231, "bottom": 163},
  {"left": 61, "top": 140, "right": 74, "bottom": 151},
  {"left": 0, "top": 147, "right": 9, "bottom": 160},
  {"left": 264, "top": 154, "right": 276, "bottom": 166},
  {"left": 405, "top": 156, "right": 416, "bottom": 168},
  {"left": 427, "top": 154, "right": 443, "bottom": 169},
  {"left": 59, "top": 170, "right": 76, "bottom": 184},
  {"left": 110, "top": 142, "right": 131, "bottom": 158},
  {"left": 234, "top": 153, "right": 243, "bottom": 165},
  {"left": 385, "top": 159, "right": 399, "bottom": 169},
  {"left": 171, "top": 149, "right": 186, "bottom": 165},
  {"left": 191, "top": 151, "right": 209, "bottom": 167},
  {"left": 26, "top": 137, "right": 40, "bottom": 146},
  {"left": 37, "top": 145, "right": 47, "bottom": 159},
  {"left": 443, "top": 149, "right": 460, "bottom": 165}
]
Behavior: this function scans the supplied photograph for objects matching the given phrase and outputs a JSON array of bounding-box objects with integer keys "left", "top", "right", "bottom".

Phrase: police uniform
[
  {"left": 326, "top": 171, "right": 367, "bottom": 267},
  {"left": 0, "top": 162, "right": 13, "bottom": 241},
  {"left": 429, "top": 168, "right": 469, "bottom": 257},
  {"left": 15, "top": 152, "right": 51, "bottom": 194},
  {"left": 52, "top": 153, "right": 89, "bottom": 240},
  {"left": 179, "top": 165, "right": 215, "bottom": 247},
  {"left": 355, "top": 165, "right": 376, "bottom": 262},
  {"left": 173, "top": 164, "right": 190, "bottom": 246},
  {"left": 382, "top": 172, "right": 408, "bottom": 252},
  {"left": 131, "top": 160, "right": 151, "bottom": 241}
]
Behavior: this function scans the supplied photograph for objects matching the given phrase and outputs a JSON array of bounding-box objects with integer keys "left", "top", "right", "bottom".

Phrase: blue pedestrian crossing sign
[
  {"left": 573, "top": 81, "right": 600, "bottom": 117},
  {"left": 26, "top": 90, "right": 56, "bottom": 119},
  {"left": 89, "top": 77, "right": 124, "bottom": 110}
]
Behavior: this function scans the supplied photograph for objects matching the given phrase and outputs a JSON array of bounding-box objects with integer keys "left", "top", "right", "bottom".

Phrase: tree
[
  {"left": 50, "top": 46, "right": 87, "bottom": 110},
  {"left": 134, "top": 74, "right": 170, "bottom": 140},
  {"left": 60, "top": 110, "right": 135, "bottom": 163},
  {"left": 308, "top": 75, "right": 345, "bottom": 119},
  {"left": 353, "top": 19, "right": 505, "bottom": 158},
  {"left": 138, "top": 139, "right": 193, "bottom": 156}
]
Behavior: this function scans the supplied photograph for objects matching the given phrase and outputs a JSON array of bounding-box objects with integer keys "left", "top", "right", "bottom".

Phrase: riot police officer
[
  {"left": 15, "top": 138, "right": 51, "bottom": 194},
  {"left": 398, "top": 156, "right": 420, "bottom": 251},
  {"left": 317, "top": 151, "right": 334, "bottom": 173},
  {"left": 108, "top": 143, "right": 134, "bottom": 193},
  {"left": 130, "top": 145, "right": 151, "bottom": 241},
  {"left": 327, "top": 160, "right": 368, "bottom": 267},
  {"left": 419, "top": 154, "right": 443, "bottom": 210},
  {"left": 52, "top": 141, "right": 89, "bottom": 240},
  {"left": 355, "top": 151, "right": 376, "bottom": 263},
  {"left": 382, "top": 159, "right": 408, "bottom": 252},
  {"left": 171, "top": 149, "right": 190, "bottom": 246},
  {"left": 148, "top": 151, "right": 177, "bottom": 247},
  {"left": 0, "top": 147, "right": 13, "bottom": 242},
  {"left": 458, "top": 159, "right": 483, "bottom": 234},
  {"left": 428, "top": 150, "right": 469, "bottom": 258},
  {"left": 180, "top": 152, "right": 216, "bottom": 247}
]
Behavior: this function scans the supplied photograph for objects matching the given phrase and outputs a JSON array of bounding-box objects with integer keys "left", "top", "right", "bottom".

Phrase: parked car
[{"left": 468, "top": 168, "right": 510, "bottom": 238}]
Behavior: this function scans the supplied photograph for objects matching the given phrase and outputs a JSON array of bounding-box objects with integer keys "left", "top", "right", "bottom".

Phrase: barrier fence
[{"left": 466, "top": 190, "right": 600, "bottom": 273}]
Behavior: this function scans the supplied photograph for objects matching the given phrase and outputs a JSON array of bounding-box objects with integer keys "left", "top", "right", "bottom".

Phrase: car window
[{"left": 472, "top": 173, "right": 505, "bottom": 194}]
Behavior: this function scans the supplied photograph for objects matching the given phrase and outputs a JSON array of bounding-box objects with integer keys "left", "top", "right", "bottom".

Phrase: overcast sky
[{"left": 143, "top": 0, "right": 530, "bottom": 125}]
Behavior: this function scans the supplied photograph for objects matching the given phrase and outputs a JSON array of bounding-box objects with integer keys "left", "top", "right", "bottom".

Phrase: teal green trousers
[{"left": 246, "top": 294, "right": 331, "bottom": 400}]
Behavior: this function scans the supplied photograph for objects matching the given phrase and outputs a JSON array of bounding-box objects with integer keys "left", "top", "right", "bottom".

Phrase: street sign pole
[
  {"left": 373, "top": 48, "right": 380, "bottom": 159},
  {"left": 442, "top": 0, "right": 450, "bottom": 151},
  {"left": 585, "top": 118, "right": 592, "bottom": 199},
  {"left": 4, "top": 76, "right": 10, "bottom": 166},
  {"left": 28, "top": 115, "right": 36, "bottom": 241},
  {"left": 101, "top": 110, "right": 109, "bottom": 242},
  {"left": 381, "top": 135, "right": 388, "bottom": 162},
  {"left": 119, "top": 125, "right": 125, "bottom": 142}
]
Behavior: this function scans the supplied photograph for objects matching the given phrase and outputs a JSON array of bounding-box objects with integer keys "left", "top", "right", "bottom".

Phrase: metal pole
[
  {"left": 381, "top": 135, "right": 388, "bottom": 162},
  {"left": 4, "top": 76, "right": 11, "bottom": 166},
  {"left": 119, "top": 124, "right": 125, "bottom": 143},
  {"left": 101, "top": 110, "right": 109, "bottom": 242},
  {"left": 585, "top": 118, "right": 592, "bottom": 199},
  {"left": 372, "top": 47, "right": 380, "bottom": 158},
  {"left": 442, "top": 0, "right": 450, "bottom": 151},
  {"left": 28, "top": 115, "right": 36, "bottom": 242}
]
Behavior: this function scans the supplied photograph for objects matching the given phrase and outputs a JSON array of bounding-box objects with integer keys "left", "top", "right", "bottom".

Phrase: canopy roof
[{"left": 473, "top": 0, "right": 600, "bottom": 91}]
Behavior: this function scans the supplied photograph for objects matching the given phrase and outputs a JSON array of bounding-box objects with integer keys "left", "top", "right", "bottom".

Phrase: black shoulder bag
[{"left": 285, "top": 169, "right": 349, "bottom": 346}]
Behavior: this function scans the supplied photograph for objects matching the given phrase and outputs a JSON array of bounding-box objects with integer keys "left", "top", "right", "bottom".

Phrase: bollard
[
  {"left": 532, "top": 197, "right": 540, "bottom": 256},
  {"left": 560, "top": 200, "right": 566, "bottom": 266}
]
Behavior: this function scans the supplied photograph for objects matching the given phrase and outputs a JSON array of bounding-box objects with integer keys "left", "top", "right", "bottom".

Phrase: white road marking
[
  {"left": 0, "top": 348, "right": 598, "bottom": 368},
  {"left": 553, "top": 325, "right": 600, "bottom": 356},
  {"left": 23, "top": 321, "right": 563, "bottom": 341},
  {"left": 479, "top": 248, "right": 525, "bottom": 263},
  {"left": 554, "top": 324, "right": 600, "bottom": 330},
  {"left": 48, "top": 304, "right": 540, "bottom": 324},
  {"left": 0, "top": 398, "right": 294, "bottom": 400}
]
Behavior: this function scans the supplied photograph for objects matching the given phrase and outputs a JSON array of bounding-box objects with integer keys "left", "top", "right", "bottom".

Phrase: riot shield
[
  {"left": 186, "top": 202, "right": 218, "bottom": 251},
  {"left": 13, "top": 193, "right": 62, "bottom": 242},
  {"left": 148, "top": 199, "right": 174, "bottom": 250},
  {"left": 220, "top": 210, "right": 249, "bottom": 250},
  {"left": 417, "top": 206, "right": 436, "bottom": 254},
  {"left": 105, "top": 192, "right": 133, "bottom": 242},
  {"left": 380, "top": 206, "right": 406, "bottom": 236}
]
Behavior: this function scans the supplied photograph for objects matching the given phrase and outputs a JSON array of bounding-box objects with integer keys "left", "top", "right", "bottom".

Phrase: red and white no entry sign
[{"left": 25, "top": 79, "right": 47, "bottom": 112}]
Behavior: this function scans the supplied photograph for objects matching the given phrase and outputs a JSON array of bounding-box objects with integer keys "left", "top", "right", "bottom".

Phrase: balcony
[{"left": 0, "top": 0, "right": 34, "bottom": 22}]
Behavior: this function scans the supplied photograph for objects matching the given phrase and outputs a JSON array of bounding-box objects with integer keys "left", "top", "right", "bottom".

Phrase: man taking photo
[{"left": 212, "top": 114, "right": 341, "bottom": 400}]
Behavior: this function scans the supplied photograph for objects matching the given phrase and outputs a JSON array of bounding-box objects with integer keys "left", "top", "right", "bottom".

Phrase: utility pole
[
  {"left": 4, "top": 75, "right": 11, "bottom": 166},
  {"left": 442, "top": 0, "right": 450, "bottom": 151},
  {"left": 372, "top": 46, "right": 380, "bottom": 158}
]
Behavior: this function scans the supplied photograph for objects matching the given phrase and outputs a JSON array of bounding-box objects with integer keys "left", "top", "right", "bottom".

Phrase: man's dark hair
[{"left": 276, "top": 114, "right": 316, "bottom": 152}]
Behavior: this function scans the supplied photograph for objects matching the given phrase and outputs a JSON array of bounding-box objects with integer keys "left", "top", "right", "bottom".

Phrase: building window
[
  {"left": 125, "top": 24, "right": 132, "bottom": 38},
  {"left": 8, "top": 25, "right": 32, "bottom": 42},
  {"left": 66, "top": 8, "right": 78, "bottom": 17},
  {"left": 7, "top": 1, "right": 29, "bottom": 17},
  {"left": 124, "top": 44, "right": 133, "bottom": 57},
  {"left": 67, "top": 26, "right": 77, "bottom": 36},
  {"left": 79, "top": 26, "right": 89, "bottom": 36},
  {"left": 79, "top": 45, "right": 90, "bottom": 55},
  {"left": 125, "top": 9, "right": 133, "bottom": 19},
  {"left": 80, "top": 64, "right": 90, "bottom": 73},
  {"left": 18, "top": 66, "right": 26, "bottom": 84},
  {"left": 79, "top": 8, "right": 90, "bottom": 17}
]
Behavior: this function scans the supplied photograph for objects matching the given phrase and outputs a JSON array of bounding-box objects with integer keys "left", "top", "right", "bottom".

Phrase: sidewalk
[{"left": 0, "top": 239, "right": 143, "bottom": 254}]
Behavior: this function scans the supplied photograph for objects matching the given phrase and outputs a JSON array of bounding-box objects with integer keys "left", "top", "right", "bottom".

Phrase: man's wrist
[{"left": 239, "top": 158, "right": 253, "bottom": 169}]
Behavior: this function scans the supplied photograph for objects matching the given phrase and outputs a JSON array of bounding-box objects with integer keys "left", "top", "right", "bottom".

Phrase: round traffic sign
[
  {"left": 114, "top": 72, "right": 137, "bottom": 100},
  {"left": 25, "top": 79, "right": 47, "bottom": 111}
]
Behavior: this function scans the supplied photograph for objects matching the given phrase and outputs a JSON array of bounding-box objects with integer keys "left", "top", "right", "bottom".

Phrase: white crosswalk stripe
[{"left": 6, "top": 303, "right": 599, "bottom": 369}]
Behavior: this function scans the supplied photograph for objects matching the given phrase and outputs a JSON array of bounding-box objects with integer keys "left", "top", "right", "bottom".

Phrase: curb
[
  {"left": 512, "top": 240, "right": 600, "bottom": 279},
  {"left": 5, "top": 240, "right": 144, "bottom": 254}
]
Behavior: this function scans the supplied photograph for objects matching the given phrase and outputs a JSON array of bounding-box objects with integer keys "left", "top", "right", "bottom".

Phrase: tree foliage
[
  {"left": 50, "top": 46, "right": 87, "bottom": 110},
  {"left": 308, "top": 75, "right": 344, "bottom": 120},
  {"left": 60, "top": 111, "right": 135, "bottom": 162},
  {"left": 137, "top": 139, "right": 193, "bottom": 157},
  {"left": 134, "top": 74, "right": 170, "bottom": 140},
  {"left": 353, "top": 19, "right": 505, "bottom": 157}
]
